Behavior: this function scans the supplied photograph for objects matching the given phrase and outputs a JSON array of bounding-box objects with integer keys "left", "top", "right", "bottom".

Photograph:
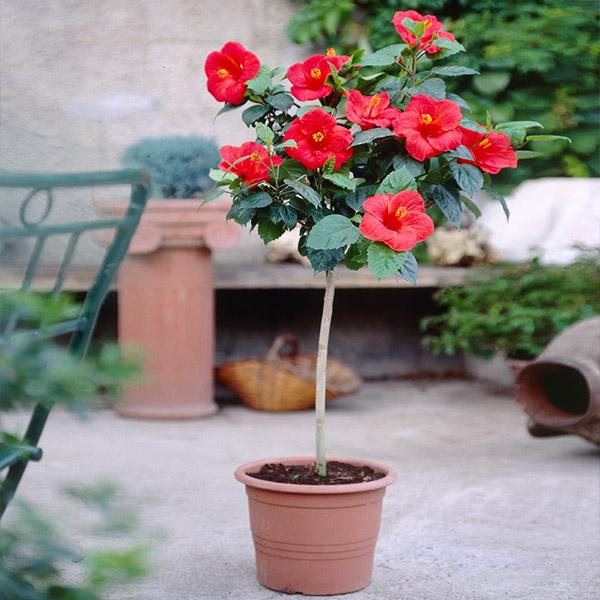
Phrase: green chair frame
[{"left": 0, "top": 169, "right": 149, "bottom": 519}]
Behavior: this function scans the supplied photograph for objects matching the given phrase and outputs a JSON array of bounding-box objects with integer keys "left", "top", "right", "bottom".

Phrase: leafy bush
[
  {"left": 288, "top": 0, "right": 600, "bottom": 190},
  {"left": 421, "top": 250, "right": 600, "bottom": 360},
  {"left": 121, "top": 136, "right": 220, "bottom": 198}
]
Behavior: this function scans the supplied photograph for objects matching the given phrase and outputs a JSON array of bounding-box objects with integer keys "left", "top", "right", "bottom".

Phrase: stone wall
[{"left": 0, "top": 0, "right": 302, "bottom": 264}]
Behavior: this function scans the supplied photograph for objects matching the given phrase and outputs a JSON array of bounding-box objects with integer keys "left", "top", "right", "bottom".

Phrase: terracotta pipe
[{"left": 516, "top": 317, "right": 600, "bottom": 445}]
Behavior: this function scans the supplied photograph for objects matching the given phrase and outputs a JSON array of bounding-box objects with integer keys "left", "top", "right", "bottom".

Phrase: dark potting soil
[{"left": 247, "top": 461, "right": 386, "bottom": 485}]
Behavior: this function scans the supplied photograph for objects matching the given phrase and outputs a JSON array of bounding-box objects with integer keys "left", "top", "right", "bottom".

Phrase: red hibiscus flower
[
  {"left": 283, "top": 108, "right": 353, "bottom": 170},
  {"left": 287, "top": 51, "right": 350, "bottom": 102},
  {"left": 391, "top": 10, "right": 454, "bottom": 55},
  {"left": 458, "top": 127, "right": 518, "bottom": 175},
  {"left": 360, "top": 190, "right": 434, "bottom": 252},
  {"left": 345, "top": 90, "right": 400, "bottom": 130},
  {"left": 219, "top": 141, "right": 283, "bottom": 185},
  {"left": 392, "top": 94, "right": 462, "bottom": 161},
  {"left": 205, "top": 41, "right": 261, "bottom": 105}
]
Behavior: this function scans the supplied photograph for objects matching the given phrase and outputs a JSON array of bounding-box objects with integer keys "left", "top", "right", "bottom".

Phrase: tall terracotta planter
[
  {"left": 234, "top": 456, "right": 396, "bottom": 596},
  {"left": 96, "top": 199, "right": 240, "bottom": 419}
]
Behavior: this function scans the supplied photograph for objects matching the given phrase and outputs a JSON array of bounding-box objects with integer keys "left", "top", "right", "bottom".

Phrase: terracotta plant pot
[
  {"left": 95, "top": 198, "right": 240, "bottom": 419},
  {"left": 234, "top": 456, "right": 396, "bottom": 596}
]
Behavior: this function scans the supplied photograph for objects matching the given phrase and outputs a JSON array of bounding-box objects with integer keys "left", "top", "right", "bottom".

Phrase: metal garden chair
[{"left": 0, "top": 169, "right": 149, "bottom": 519}]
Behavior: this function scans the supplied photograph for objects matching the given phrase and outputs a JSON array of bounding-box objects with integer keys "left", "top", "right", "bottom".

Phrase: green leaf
[
  {"left": 515, "top": 150, "right": 543, "bottom": 159},
  {"left": 447, "top": 145, "right": 475, "bottom": 161},
  {"left": 397, "top": 252, "right": 418, "bottom": 284},
  {"left": 358, "top": 44, "right": 406, "bottom": 67},
  {"left": 239, "top": 191, "right": 272, "bottom": 209},
  {"left": 266, "top": 93, "right": 295, "bottom": 113},
  {"left": 350, "top": 127, "right": 394, "bottom": 147},
  {"left": 242, "top": 104, "right": 270, "bottom": 127},
  {"left": 345, "top": 184, "right": 379, "bottom": 212},
  {"left": 460, "top": 194, "right": 482, "bottom": 218},
  {"left": 272, "top": 160, "right": 306, "bottom": 182},
  {"left": 460, "top": 119, "right": 487, "bottom": 133},
  {"left": 307, "top": 215, "right": 360, "bottom": 250},
  {"left": 226, "top": 201, "right": 255, "bottom": 225},
  {"left": 432, "top": 66, "right": 479, "bottom": 77},
  {"left": 526, "top": 134, "right": 571, "bottom": 143},
  {"left": 431, "top": 37, "right": 466, "bottom": 57},
  {"left": 200, "top": 189, "right": 223, "bottom": 205},
  {"left": 278, "top": 204, "right": 298, "bottom": 229},
  {"left": 208, "top": 168, "right": 236, "bottom": 184},
  {"left": 307, "top": 248, "right": 345, "bottom": 273},
  {"left": 495, "top": 120, "right": 543, "bottom": 130},
  {"left": 448, "top": 162, "right": 484, "bottom": 196},
  {"left": 367, "top": 243, "right": 407, "bottom": 279},
  {"left": 246, "top": 66, "right": 272, "bottom": 96},
  {"left": 284, "top": 178, "right": 322, "bottom": 208},
  {"left": 322, "top": 156, "right": 336, "bottom": 175},
  {"left": 392, "top": 155, "right": 424, "bottom": 177},
  {"left": 344, "top": 237, "right": 371, "bottom": 270},
  {"left": 447, "top": 92, "right": 471, "bottom": 111},
  {"left": 257, "top": 219, "right": 285, "bottom": 243},
  {"left": 322, "top": 172, "right": 364, "bottom": 191},
  {"left": 431, "top": 185, "right": 462, "bottom": 228},
  {"left": 407, "top": 78, "right": 446, "bottom": 100},
  {"left": 401, "top": 17, "right": 418, "bottom": 34},
  {"left": 255, "top": 122, "right": 274, "bottom": 145},
  {"left": 376, "top": 168, "right": 417, "bottom": 194},
  {"left": 215, "top": 102, "right": 243, "bottom": 118}
]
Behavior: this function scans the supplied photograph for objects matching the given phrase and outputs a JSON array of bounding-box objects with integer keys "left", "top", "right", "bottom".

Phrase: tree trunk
[{"left": 315, "top": 270, "right": 335, "bottom": 477}]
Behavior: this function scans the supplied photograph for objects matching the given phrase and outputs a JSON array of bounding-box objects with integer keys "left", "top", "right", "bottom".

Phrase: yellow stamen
[
  {"left": 421, "top": 113, "right": 433, "bottom": 125},
  {"left": 423, "top": 19, "right": 433, "bottom": 30},
  {"left": 216, "top": 68, "right": 229, "bottom": 79},
  {"left": 249, "top": 151, "right": 261, "bottom": 163},
  {"left": 369, "top": 95, "right": 381, "bottom": 108},
  {"left": 395, "top": 206, "right": 408, "bottom": 219},
  {"left": 310, "top": 67, "right": 322, "bottom": 80},
  {"left": 326, "top": 48, "right": 336, "bottom": 57},
  {"left": 479, "top": 138, "right": 492, "bottom": 149},
  {"left": 312, "top": 131, "right": 325, "bottom": 143}
]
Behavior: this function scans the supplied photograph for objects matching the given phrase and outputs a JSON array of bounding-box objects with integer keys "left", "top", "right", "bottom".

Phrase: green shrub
[
  {"left": 288, "top": 1, "right": 600, "bottom": 190},
  {"left": 121, "top": 136, "right": 220, "bottom": 198},
  {"left": 421, "top": 250, "right": 600, "bottom": 360}
]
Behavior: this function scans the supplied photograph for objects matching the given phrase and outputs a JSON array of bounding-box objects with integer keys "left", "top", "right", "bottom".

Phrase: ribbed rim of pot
[{"left": 234, "top": 456, "right": 397, "bottom": 494}]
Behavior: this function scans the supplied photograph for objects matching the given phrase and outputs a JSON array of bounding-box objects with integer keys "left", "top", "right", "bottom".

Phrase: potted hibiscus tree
[{"left": 204, "top": 9, "right": 565, "bottom": 596}]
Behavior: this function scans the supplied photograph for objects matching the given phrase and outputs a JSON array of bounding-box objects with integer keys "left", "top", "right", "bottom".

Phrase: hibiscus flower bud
[
  {"left": 287, "top": 52, "right": 350, "bottom": 102},
  {"left": 392, "top": 94, "right": 462, "bottom": 161},
  {"left": 345, "top": 90, "right": 401, "bottom": 131},
  {"left": 359, "top": 190, "right": 434, "bottom": 252},
  {"left": 458, "top": 127, "right": 518, "bottom": 175},
  {"left": 283, "top": 108, "right": 353, "bottom": 170},
  {"left": 205, "top": 41, "right": 261, "bottom": 105},
  {"left": 219, "top": 141, "right": 283, "bottom": 185}
]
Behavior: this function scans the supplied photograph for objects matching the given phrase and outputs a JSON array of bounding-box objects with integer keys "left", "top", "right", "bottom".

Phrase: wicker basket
[{"left": 217, "top": 334, "right": 362, "bottom": 411}]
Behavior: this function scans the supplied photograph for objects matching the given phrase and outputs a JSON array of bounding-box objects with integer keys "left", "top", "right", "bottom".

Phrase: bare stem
[{"left": 315, "top": 270, "right": 335, "bottom": 477}]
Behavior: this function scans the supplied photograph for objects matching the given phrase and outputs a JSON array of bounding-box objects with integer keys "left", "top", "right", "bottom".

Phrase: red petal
[
  {"left": 436, "top": 100, "right": 462, "bottom": 130},
  {"left": 404, "top": 133, "right": 436, "bottom": 161},
  {"left": 428, "top": 128, "right": 461, "bottom": 152},
  {"left": 362, "top": 194, "right": 393, "bottom": 219},
  {"left": 359, "top": 213, "right": 395, "bottom": 243},
  {"left": 393, "top": 190, "right": 425, "bottom": 212},
  {"left": 386, "top": 229, "right": 419, "bottom": 252},
  {"left": 403, "top": 212, "right": 434, "bottom": 241}
]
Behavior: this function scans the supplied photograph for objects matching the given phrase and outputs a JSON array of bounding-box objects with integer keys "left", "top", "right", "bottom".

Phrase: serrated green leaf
[
  {"left": 344, "top": 237, "right": 371, "bottom": 271},
  {"left": 431, "top": 185, "right": 462, "bottom": 228},
  {"left": 346, "top": 184, "right": 379, "bottom": 212},
  {"left": 367, "top": 243, "right": 407, "bottom": 279},
  {"left": 447, "top": 92, "right": 471, "bottom": 111},
  {"left": 239, "top": 191, "right": 272, "bottom": 209},
  {"left": 322, "top": 156, "right": 336, "bottom": 175},
  {"left": 322, "top": 172, "right": 363, "bottom": 191},
  {"left": 242, "top": 104, "right": 270, "bottom": 127},
  {"left": 397, "top": 252, "right": 418, "bottom": 284},
  {"left": 306, "top": 247, "right": 345, "bottom": 273},
  {"left": 358, "top": 44, "right": 406, "bottom": 67},
  {"left": 257, "top": 219, "right": 285, "bottom": 243},
  {"left": 447, "top": 145, "right": 475, "bottom": 161},
  {"left": 350, "top": 127, "right": 394, "bottom": 147},
  {"left": 407, "top": 78, "right": 446, "bottom": 100},
  {"left": 307, "top": 215, "right": 360, "bottom": 250},
  {"left": 271, "top": 160, "right": 306, "bottom": 182},
  {"left": 431, "top": 37, "right": 466, "bottom": 57},
  {"left": 448, "top": 162, "right": 484, "bottom": 196},
  {"left": 209, "top": 168, "right": 236, "bottom": 184},
  {"left": 226, "top": 201, "right": 255, "bottom": 225},
  {"left": 376, "top": 168, "right": 417, "bottom": 194},
  {"left": 392, "top": 155, "right": 424, "bottom": 177},
  {"left": 278, "top": 204, "right": 298, "bottom": 229},
  {"left": 284, "top": 178, "right": 321, "bottom": 208},
  {"left": 266, "top": 93, "right": 294, "bottom": 113},
  {"left": 215, "top": 102, "right": 243, "bottom": 118},
  {"left": 255, "top": 122, "right": 274, "bottom": 145},
  {"left": 460, "top": 119, "right": 487, "bottom": 133},
  {"left": 246, "top": 66, "right": 272, "bottom": 96}
]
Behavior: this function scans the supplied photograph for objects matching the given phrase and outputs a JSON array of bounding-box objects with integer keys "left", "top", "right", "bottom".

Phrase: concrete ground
[{"left": 6, "top": 380, "right": 600, "bottom": 600}]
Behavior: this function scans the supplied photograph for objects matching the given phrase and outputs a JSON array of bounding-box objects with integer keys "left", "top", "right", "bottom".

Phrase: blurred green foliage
[
  {"left": 421, "top": 249, "right": 600, "bottom": 359},
  {"left": 0, "top": 293, "right": 147, "bottom": 599},
  {"left": 288, "top": 1, "right": 600, "bottom": 189},
  {"left": 121, "top": 136, "right": 220, "bottom": 199}
]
